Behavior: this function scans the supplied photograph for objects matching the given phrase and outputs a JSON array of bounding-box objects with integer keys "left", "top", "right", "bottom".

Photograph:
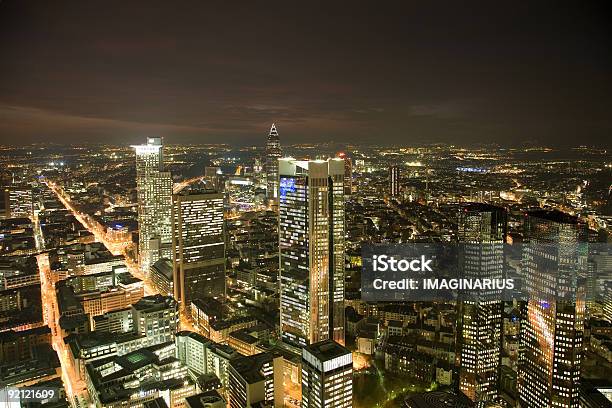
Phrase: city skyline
[
  {"left": 1, "top": 2, "right": 612, "bottom": 407},
  {"left": 0, "top": 133, "right": 610, "bottom": 407}
]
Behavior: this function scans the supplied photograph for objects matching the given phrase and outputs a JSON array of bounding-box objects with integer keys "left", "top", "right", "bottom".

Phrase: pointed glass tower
[{"left": 265, "top": 123, "right": 282, "bottom": 200}]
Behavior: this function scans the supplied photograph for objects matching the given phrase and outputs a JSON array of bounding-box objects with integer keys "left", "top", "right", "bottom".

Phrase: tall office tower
[
  {"left": 131, "top": 294, "right": 179, "bottom": 345},
  {"left": 457, "top": 203, "right": 506, "bottom": 406},
  {"left": 517, "top": 210, "right": 587, "bottom": 408},
  {"left": 228, "top": 352, "right": 284, "bottom": 408},
  {"left": 133, "top": 137, "right": 173, "bottom": 274},
  {"left": 336, "top": 152, "right": 353, "bottom": 195},
  {"left": 172, "top": 189, "right": 225, "bottom": 307},
  {"left": 389, "top": 165, "right": 400, "bottom": 197},
  {"left": 4, "top": 186, "right": 33, "bottom": 218},
  {"left": 204, "top": 166, "right": 223, "bottom": 191},
  {"left": 265, "top": 123, "right": 282, "bottom": 200},
  {"left": 278, "top": 158, "right": 345, "bottom": 348},
  {"left": 604, "top": 282, "right": 612, "bottom": 323},
  {"left": 302, "top": 340, "right": 353, "bottom": 408}
]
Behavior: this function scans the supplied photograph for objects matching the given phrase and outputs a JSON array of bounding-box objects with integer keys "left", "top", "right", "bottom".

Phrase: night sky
[{"left": 1, "top": 1, "right": 611, "bottom": 147}]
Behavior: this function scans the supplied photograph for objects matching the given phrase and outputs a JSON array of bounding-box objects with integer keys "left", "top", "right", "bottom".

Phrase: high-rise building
[
  {"left": 204, "top": 166, "right": 223, "bottom": 191},
  {"left": 278, "top": 158, "right": 345, "bottom": 348},
  {"left": 133, "top": 137, "right": 173, "bottom": 274},
  {"left": 4, "top": 186, "right": 33, "bottom": 218},
  {"left": 603, "top": 282, "right": 612, "bottom": 323},
  {"left": 457, "top": 203, "right": 506, "bottom": 406},
  {"left": 389, "top": 165, "right": 400, "bottom": 197},
  {"left": 228, "top": 352, "right": 284, "bottom": 408},
  {"left": 336, "top": 152, "right": 353, "bottom": 195},
  {"left": 265, "top": 124, "right": 282, "bottom": 200},
  {"left": 302, "top": 340, "right": 353, "bottom": 408},
  {"left": 517, "top": 210, "right": 587, "bottom": 408},
  {"left": 172, "top": 189, "right": 225, "bottom": 307}
]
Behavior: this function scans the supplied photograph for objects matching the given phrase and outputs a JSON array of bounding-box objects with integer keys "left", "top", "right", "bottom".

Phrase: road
[
  {"left": 46, "top": 180, "right": 157, "bottom": 295},
  {"left": 36, "top": 253, "right": 90, "bottom": 406},
  {"left": 45, "top": 178, "right": 194, "bottom": 322}
]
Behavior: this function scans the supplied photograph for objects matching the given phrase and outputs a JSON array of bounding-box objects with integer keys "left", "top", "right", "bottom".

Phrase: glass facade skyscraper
[
  {"left": 278, "top": 158, "right": 345, "bottom": 348},
  {"left": 265, "top": 123, "right": 282, "bottom": 201},
  {"left": 133, "top": 137, "right": 172, "bottom": 274},
  {"left": 517, "top": 210, "right": 587, "bottom": 408},
  {"left": 457, "top": 203, "right": 506, "bottom": 406},
  {"left": 172, "top": 189, "right": 225, "bottom": 307},
  {"left": 389, "top": 165, "right": 400, "bottom": 197}
]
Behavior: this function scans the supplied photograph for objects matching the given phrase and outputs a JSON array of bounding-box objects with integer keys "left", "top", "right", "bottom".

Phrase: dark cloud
[{"left": 0, "top": 0, "right": 611, "bottom": 147}]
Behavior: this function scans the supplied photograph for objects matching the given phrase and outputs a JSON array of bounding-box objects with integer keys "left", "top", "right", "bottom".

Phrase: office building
[
  {"left": 278, "top": 158, "right": 345, "bottom": 348},
  {"left": 172, "top": 189, "right": 225, "bottom": 307},
  {"left": 186, "top": 391, "right": 226, "bottom": 408},
  {"left": 150, "top": 258, "right": 174, "bottom": 297},
  {"left": 206, "top": 342, "right": 239, "bottom": 391},
  {"left": 517, "top": 210, "right": 587, "bottom": 408},
  {"left": 4, "top": 186, "right": 34, "bottom": 218},
  {"left": 265, "top": 123, "right": 282, "bottom": 200},
  {"left": 457, "top": 203, "right": 506, "bottom": 406},
  {"left": 204, "top": 166, "right": 223, "bottom": 192},
  {"left": 133, "top": 137, "right": 173, "bottom": 274},
  {"left": 176, "top": 331, "right": 211, "bottom": 379},
  {"left": 228, "top": 352, "right": 284, "bottom": 408},
  {"left": 301, "top": 340, "right": 353, "bottom": 408},
  {"left": 336, "top": 152, "right": 353, "bottom": 195},
  {"left": 389, "top": 165, "right": 400, "bottom": 197},
  {"left": 132, "top": 294, "right": 179, "bottom": 345},
  {"left": 92, "top": 307, "right": 133, "bottom": 333},
  {"left": 85, "top": 348, "right": 195, "bottom": 408}
]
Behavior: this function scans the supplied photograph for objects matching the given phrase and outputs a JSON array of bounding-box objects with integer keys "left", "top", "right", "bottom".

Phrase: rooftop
[
  {"left": 185, "top": 391, "right": 225, "bottom": 408},
  {"left": 303, "top": 340, "right": 350, "bottom": 362},
  {"left": 150, "top": 258, "right": 173, "bottom": 280},
  {"left": 132, "top": 294, "right": 176, "bottom": 312},
  {"left": 526, "top": 209, "right": 579, "bottom": 224},
  {"left": 229, "top": 352, "right": 276, "bottom": 384}
]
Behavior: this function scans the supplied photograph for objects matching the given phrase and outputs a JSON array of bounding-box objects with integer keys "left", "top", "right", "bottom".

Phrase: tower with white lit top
[
  {"left": 133, "top": 137, "right": 173, "bottom": 274},
  {"left": 278, "top": 158, "right": 345, "bottom": 348}
]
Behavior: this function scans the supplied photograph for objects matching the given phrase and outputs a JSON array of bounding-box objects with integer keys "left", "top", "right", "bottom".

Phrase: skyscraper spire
[{"left": 265, "top": 123, "right": 282, "bottom": 200}]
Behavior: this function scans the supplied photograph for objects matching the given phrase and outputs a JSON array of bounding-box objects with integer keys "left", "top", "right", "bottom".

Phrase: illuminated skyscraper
[
  {"left": 302, "top": 340, "right": 353, "bottom": 408},
  {"left": 204, "top": 166, "right": 223, "bottom": 192},
  {"left": 336, "top": 152, "right": 353, "bottom": 196},
  {"left": 278, "top": 158, "right": 345, "bottom": 348},
  {"left": 517, "top": 210, "right": 587, "bottom": 408},
  {"left": 133, "top": 137, "right": 173, "bottom": 273},
  {"left": 172, "top": 189, "right": 225, "bottom": 307},
  {"left": 457, "top": 203, "right": 506, "bottom": 406},
  {"left": 389, "top": 165, "right": 400, "bottom": 197},
  {"left": 3, "top": 186, "right": 33, "bottom": 218},
  {"left": 265, "top": 123, "right": 282, "bottom": 200}
]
